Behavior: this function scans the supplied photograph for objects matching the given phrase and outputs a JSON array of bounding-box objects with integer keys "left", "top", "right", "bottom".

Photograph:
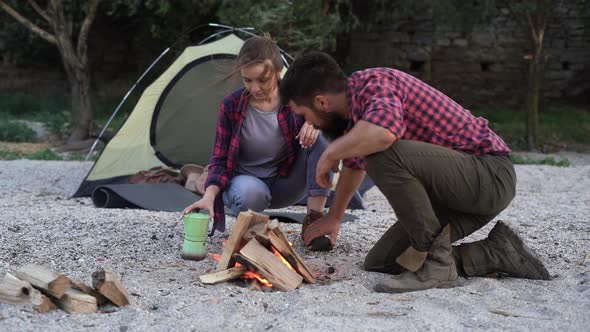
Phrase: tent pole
[{"left": 85, "top": 47, "right": 171, "bottom": 161}]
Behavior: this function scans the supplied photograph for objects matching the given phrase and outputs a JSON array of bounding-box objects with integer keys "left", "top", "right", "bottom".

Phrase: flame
[
  {"left": 271, "top": 247, "right": 295, "bottom": 271},
  {"left": 243, "top": 271, "right": 272, "bottom": 287},
  {"left": 237, "top": 247, "right": 295, "bottom": 288},
  {"left": 208, "top": 253, "right": 221, "bottom": 261}
]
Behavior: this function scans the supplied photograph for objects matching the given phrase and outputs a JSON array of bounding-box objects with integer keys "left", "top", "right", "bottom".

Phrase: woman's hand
[
  {"left": 182, "top": 194, "right": 215, "bottom": 221},
  {"left": 296, "top": 121, "right": 320, "bottom": 148}
]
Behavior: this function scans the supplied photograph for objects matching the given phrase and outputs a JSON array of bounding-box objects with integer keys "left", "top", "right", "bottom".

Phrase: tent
[
  {"left": 74, "top": 32, "right": 245, "bottom": 197},
  {"left": 73, "top": 26, "right": 370, "bottom": 214}
]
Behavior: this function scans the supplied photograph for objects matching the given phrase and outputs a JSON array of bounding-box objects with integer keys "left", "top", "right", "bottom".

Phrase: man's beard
[{"left": 311, "top": 107, "right": 350, "bottom": 141}]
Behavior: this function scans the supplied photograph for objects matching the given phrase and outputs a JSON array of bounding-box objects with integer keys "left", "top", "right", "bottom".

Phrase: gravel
[{"left": 0, "top": 154, "right": 589, "bottom": 331}]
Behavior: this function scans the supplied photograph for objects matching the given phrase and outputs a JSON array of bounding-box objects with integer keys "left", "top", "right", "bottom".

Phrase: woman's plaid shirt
[{"left": 205, "top": 88, "right": 304, "bottom": 233}]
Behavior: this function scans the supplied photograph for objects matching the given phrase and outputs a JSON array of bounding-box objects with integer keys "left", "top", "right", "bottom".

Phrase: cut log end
[{"left": 92, "top": 268, "right": 130, "bottom": 307}]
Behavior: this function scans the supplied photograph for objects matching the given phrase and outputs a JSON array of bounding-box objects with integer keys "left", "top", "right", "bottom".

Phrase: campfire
[{"left": 200, "top": 211, "right": 315, "bottom": 291}]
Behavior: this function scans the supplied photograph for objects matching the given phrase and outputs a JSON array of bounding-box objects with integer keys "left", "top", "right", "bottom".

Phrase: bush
[
  {"left": 0, "top": 121, "right": 36, "bottom": 142},
  {"left": 25, "top": 149, "right": 64, "bottom": 160},
  {"left": 41, "top": 110, "right": 72, "bottom": 140},
  {"left": 510, "top": 154, "right": 570, "bottom": 167}
]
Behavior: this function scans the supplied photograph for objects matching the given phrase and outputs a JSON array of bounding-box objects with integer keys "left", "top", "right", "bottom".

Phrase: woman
[{"left": 182, "top": 35, "right": 331, "bottom": 248}]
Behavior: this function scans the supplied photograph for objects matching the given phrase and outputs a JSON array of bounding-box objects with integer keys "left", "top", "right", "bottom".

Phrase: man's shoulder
[
  {"left": 349, "top": 68, "right": 404, "bottom": 87},
  {"left": 351, "top": 67, "right": 399, "bottom": 78}
]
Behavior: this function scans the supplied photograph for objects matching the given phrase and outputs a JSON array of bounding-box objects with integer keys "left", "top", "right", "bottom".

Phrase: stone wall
[{"left": 347, "top": 3, "right": 590, "bottom": 108}]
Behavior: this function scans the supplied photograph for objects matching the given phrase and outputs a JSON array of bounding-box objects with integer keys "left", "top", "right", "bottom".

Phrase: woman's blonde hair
[{"left": 236, "top": 33, "right": 283, "bottom": 75}]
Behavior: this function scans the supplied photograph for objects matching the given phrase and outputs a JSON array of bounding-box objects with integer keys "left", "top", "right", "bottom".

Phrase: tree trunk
[
  {"left": 67, "top": 67, "right": 94, "bottom": 144},
  {"left": 0, "top": 0, "right": 100, "bottom": 145},
  {"left": 526, "top": 53, "right": 542, "bottom": 150}
]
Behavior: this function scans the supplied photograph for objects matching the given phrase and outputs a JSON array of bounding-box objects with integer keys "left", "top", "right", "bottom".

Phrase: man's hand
[
  {"left": 303, "top": 213, "right": 341, "bottom": 248},
  {"left": 296, "top": 121, "right": 320, "bottom": 148},
  {"left": 316, "top": 151, "right": 340, "bottom": 188}
]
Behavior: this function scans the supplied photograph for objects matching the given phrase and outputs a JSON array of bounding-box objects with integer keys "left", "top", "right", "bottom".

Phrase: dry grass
[{"left": 0, "top": 142, "right": 54, "bottom": 154}]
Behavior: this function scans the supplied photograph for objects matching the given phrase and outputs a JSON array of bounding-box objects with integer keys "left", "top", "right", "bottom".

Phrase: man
[{"left": 279, "top": 51, "right": 550, "bottom": 293}]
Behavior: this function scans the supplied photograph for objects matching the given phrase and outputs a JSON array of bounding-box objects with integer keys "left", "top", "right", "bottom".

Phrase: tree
[
  {"left": 0, "top": 0, "right": 102, "bottom": 145},
  {"left": 502, "top": 0, "right": 566, "bottom": 149},
  {"left": 216, "top": 0, "right": 357, "bottom": 53}
]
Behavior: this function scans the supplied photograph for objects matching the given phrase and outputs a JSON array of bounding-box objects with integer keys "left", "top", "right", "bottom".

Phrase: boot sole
[{"left": 496, "top": 221, "right": 551, "bottom": 280}]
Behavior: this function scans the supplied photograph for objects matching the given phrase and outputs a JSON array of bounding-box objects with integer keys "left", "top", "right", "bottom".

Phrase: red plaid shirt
[
  {"left": 205, "top": 88, "right": 304, "bottom": 233},
  {"left": 343, "top": 68, "right": 510, "bottom": 169}
]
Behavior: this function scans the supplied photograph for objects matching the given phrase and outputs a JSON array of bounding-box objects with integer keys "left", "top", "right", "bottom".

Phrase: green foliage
[
  {"left": 0, "top": 148, "right": 96, "bottom": 161},
  {"left": 108, "top": 0, "right": 220, "bottom": 43},
  {"left": 0, "top": 148, "right": 22, "bottom": 160},
  {"left": 510, "top": 154, "right": 570, "bottom": 167},
  {"left": 0, "top": 121, "right": 36, "bottom": 142},
  {"left": 472, "top": 105, "right": 590, "bottom": 150},
  {"left": 26, "top": 149, "right": 64, "bottom": 161},
  {"left": 351, "top": 0, "right": 498, "bottom": 31},
  {"left": 43, "top": 110, "right": 72, "bottom": 140},
  {"left": 0, "top": 93, "right": 69, "bottom": 117},
  {"left": 217, "top": 0, "right": 357, "bottom": 52}
]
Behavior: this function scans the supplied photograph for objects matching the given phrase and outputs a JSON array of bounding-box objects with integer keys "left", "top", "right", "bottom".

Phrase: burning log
[
  {"left": 199, "top": 266, "right": 247, "bottom": 285},
  {"left": 204, "top": 211, "right": 316, "bottom": 291},
  {"left": 266, "top": 219, "right": 316, "bottom": 284},
  {"left": 216, "top": 211, "right": 269, "bottom": 271},
  {"left": 235, "top": 238, "right": 303, "bottom": 291}
]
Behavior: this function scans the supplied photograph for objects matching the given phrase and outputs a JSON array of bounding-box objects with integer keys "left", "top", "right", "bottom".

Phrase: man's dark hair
[{"left": 279, "top": 51, "right": 347, "bottom": 106}]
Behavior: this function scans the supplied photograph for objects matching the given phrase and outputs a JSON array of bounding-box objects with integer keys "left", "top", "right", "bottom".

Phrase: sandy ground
[{"left": 0, "top": 153, "right": 589, "bottom": 331}]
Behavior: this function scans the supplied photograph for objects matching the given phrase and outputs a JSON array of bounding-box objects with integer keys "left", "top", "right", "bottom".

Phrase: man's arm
[
  {"left": 327, "top": 120, "right": 397, "bottom": 161},
  {"left": 303, "top": 166, "right": 366, "bottom": 246},
  {"left": 328, "top": 167, "right": 366, "bottom": 220},
  {"left": 315, "top": 120, "right": 397, "bottom": 189}
]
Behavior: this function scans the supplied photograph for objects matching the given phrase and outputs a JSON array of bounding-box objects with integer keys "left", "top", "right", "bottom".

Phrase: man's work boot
[
  {"left": 458, "top": 221, "right": 550, "bottom": 280},
  {"left": 375, "top": 225, "right": 458, "bottom": 293},
  {"left": 302, "top": 210, "right": 332, "bottom": 251}
]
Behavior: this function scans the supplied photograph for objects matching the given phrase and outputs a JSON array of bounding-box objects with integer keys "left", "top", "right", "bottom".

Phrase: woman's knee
[{"left": 225, "top": 176, "right": 271, "bottom": 212}]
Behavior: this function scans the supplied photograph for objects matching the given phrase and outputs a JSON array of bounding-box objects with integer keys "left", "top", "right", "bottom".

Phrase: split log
[
  {"left": 69, "top": 276, "right": 107, "bottom": 305},
  {"left": 255, "top": 232, "right": 271, "bottom": 247},
  {"left": 237, "top": 238, "right": 303, "bottom": 291},
  {"left": 243, "top": 223, "right": 266, "bottom": 241},
  {"left": 91, "top": 268, "right": 130, "bottom": 307},
  {"left": 30, "top": 288, "right": 58, "bottom": 313},
  {"left": 266, "top": 219, "right": 316, "bottom": 283},
  {"left": 199, "top": 266, "right": 247, "bottom": 285},
  {"left": 15, "top": 264, "right": 71, "bottom": 298},
  {"left": 0, "top": 273, "right": 57, "bottom": 313},
  {"left": 56, "top": 288, "right": 97, "bottom": 314},
  {"left": 216, "top": 211, "right": 269, "bottom": 271}
]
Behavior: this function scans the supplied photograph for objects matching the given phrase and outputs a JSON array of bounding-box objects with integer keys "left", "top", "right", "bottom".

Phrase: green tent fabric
[{"left": 74, "top": 34, "right": 244, "bottom": 197}]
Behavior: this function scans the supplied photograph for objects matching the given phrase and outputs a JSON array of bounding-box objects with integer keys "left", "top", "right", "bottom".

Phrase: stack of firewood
[
  {"left": 199, "top": 211, "right": 316, "bottom": 291},
  {"left": 0, "top": 264, "right": 130, "bottom": 314}
]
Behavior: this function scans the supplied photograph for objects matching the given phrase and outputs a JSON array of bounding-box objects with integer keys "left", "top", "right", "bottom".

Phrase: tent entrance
[{"left": 151, "top": 54, "right": 237, "bottom": 168}]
